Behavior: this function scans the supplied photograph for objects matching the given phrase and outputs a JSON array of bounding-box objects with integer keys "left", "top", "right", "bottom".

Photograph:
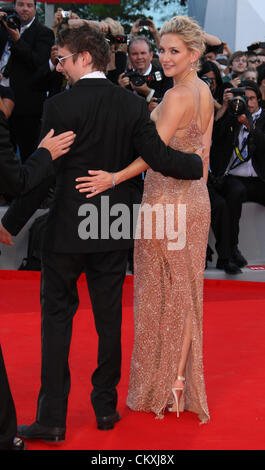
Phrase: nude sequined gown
[{"left": 127, "top": 119, "right": 210, "bottom": 423}]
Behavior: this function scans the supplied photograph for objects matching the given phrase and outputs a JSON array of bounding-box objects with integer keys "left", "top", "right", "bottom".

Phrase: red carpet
[{"left": 0, "top": 271, "right": 265, "bottom": 451}]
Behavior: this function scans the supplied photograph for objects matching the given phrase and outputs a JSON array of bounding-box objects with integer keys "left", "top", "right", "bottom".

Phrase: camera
[
  {"left": 105, "top": 31, "right": 130, "bottom": 46},
  {"left": 228, "top": 87, "right": 248, "bottom": 116},
  {"left": 61, "top": 10, "right": 71, "bottom": 19},
  {"left": 0, "top": 7, "right": 20, "bottom": 30},
  {"left": 139, "top": 19, "right": 152, "bottom": 27},
  {"left": 200, "top": 75, "right": 214, "bottom": 88},
  {"left": 125, "top": 70, "right": 162, "bottom": 87}
]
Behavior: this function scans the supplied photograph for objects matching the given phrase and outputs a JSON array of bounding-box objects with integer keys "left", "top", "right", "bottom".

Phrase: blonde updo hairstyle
[{"left": 160, "top": 16, "right": 205, "bottom": 68}]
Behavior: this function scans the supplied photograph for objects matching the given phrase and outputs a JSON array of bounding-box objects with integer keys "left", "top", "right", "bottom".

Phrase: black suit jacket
[
  {"left": 0, "top": 18, "right": 54, "bottom": 116},
  {"left": 0, "top": 110, "right": 54, "bottom": 196},
  {"left": 30, "top": 60, "right": 64, "bottom": 97},
  {"left": 210, "top": 108, "right": 265, "bottom": 181},
  {"left": 2, "top": 78, "right": 203, "bottom": 252},
  {"left": 147, "top": 64, "right": 173, "bottom": 99}
]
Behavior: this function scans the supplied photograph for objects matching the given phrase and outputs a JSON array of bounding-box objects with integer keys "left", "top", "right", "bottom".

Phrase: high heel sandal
[{"left": 168, "top": 376, "right": 185, "bottom": 418}]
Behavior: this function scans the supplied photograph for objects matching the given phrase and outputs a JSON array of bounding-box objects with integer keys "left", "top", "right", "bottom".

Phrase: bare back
[{"left": 151, "top": 78, "right": 214, "bottom": 181}]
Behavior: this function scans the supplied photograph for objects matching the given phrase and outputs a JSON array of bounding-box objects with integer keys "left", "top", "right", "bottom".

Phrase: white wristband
[{"left": 146, "top": 89, "right": 155, "bottom": 103}]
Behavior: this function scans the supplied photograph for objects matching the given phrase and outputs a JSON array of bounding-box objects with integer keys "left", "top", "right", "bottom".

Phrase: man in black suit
[
  {"left": 0, "top": 0, "right": 54, "bottom": 162},
  {"left": 210, "top": 80, "right": 265, "bottom": 272},
  {"left": 0, "top": 25, "right": 203, "bottom": 441},
  {"left": 0, "top": 102, "right": 75, "bottom": 450},
  {"left": 118, "top": 36, "right": 173, "bottom": 104}
]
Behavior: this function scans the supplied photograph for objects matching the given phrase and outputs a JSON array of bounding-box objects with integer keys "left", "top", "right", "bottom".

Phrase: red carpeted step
[{"left": 0, "top": 272, "right": 265, "bottom": 450}]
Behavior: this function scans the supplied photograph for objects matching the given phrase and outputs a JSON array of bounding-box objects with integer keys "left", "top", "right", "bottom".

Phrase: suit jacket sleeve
[
  {"left": 1, "top": 176, "right": 53, "bottom": 234},
  {"left": 212, "top": 109, "right": 235, "bottom": 143},
  {"left": 132, "top": 100, "right": 203, "bottom": 180},
  {"left": 0, "top": 110, "right": 54, "bottom": 196},
  {"left": 31, "top": 60, "right": 64, "bottom": 95},
  {"left": 10, "top": 23, "right": 54, "bottom": 70},
  {"left": 1, "top": 100, "right": 62, "bottom": 235},
  {"left": 249, "top": 125, "right": 265, "bottom": 180}
]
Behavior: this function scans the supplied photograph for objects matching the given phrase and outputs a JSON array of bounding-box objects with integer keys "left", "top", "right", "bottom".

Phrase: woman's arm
[
  {"left": 203, "top": 32, "right": 222, "bottom": 46},
  {"left": 76, "top": 157, "right": 148, "bottom": 198},
  {"left": 214, "top": 88, "right": 233, "bottom": 121},
  {"left": 202, "top": 112, "right": 214, "bottom": 181}
]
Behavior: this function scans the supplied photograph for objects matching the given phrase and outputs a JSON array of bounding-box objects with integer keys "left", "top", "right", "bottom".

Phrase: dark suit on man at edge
[
  {"left": 0, "top": 108, "right": 74, "bottom": 450},
  {"left": 0, "top": 0, "right": 54, "bottom": 161}
]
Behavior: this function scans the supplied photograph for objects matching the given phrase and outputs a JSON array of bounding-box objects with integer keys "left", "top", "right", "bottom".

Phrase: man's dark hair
[
  {"left": 228, "top": 50, "right": 247, "bottom": 68},
  {"left": 56, "top": 24, "right": 111, "bottom": 73},
  {"left": 14, "top": 0, "right": 37, "bottom": 5},
  {"left": 198, "top": 59, "right": 224, "bottom": 103},
  {"left": 239, "top": 80, "right": 262, "bottom": 103}
]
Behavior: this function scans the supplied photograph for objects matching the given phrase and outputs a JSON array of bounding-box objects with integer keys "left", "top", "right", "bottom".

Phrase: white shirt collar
[
  {"left": 143, "top": 63, "right": 152, "bottom": 76},
  {"left": 80, "top": 71, "right": 106, "bottom": 80},
  {"left": 20, "top": 17, "right": 35, "bottom": 34},
  {"left": 252, "top": 107, "right": 262, "bottom": 121}
]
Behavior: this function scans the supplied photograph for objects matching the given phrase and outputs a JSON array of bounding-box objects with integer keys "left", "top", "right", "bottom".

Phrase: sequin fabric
[{"left": 126, "top": 119, "right": 210, "bottom": 423}]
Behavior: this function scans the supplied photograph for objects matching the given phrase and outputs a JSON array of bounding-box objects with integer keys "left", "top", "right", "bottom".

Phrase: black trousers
[
  {"left": 36, "top": 249, "right": 128, "bottom": 428},
  {"left": 0, "top": 345, "right": 17, "bottom": 450},
  {"left": 9, "top": 114, "right": 41, "bottom": 163},
  {"left": 208, "top": 181, "right": 231, "bottom": 259},
  {"left": 208, "top": 175, "right": 265, "bottom": 258}
]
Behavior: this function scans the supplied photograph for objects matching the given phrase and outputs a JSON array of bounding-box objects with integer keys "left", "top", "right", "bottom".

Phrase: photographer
[
  {"left": 0, "top": 0, "right": 54, "bottom": 162},
  {"left": 103, "top": 18, "right": 128, "bottom": 85},
  {"left": 52, "top": 8, "right": 80, "bottom": 36},
  {"left": 130, "top": 18, "right": 160, "bottom": 49},
  {"left": 209, "top": 80, "right": 265, "bottom": 273},
  {"left": 118, "top": 36, "right": 172, "bottom": 108},
  {"left": 199, "top": 59, "right": 226, "bottom": 113},
  {"left": 198, "top": 59, "right": 235, "bottom": 272}
]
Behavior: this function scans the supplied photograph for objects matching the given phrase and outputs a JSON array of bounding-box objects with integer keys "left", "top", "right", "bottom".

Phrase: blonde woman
[{"left": 76, "top": 16, "right": 214, "bottom": 423}]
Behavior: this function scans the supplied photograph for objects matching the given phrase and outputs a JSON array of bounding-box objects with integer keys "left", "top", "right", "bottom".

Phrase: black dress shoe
[
  {"left": 17, "top": 421, "right": 65, "bottom": 442},
  {"left": 231, "top": 247, "right": 248, "bottom": 267},
  {"left": 216, "top": 259, "right": 242, "bottom": 274},
  {"left": 1, "top": 437, "right": 26, "bottom": 450},
  {"left": 96, "top": 411, "right": 120, "bottom": 431}
]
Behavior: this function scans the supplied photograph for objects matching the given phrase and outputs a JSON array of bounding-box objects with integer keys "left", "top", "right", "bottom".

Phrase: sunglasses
[
  {"left": 55, "top": 52, "right": 77, "bottom": 66},
  {"left": 249, "top": 58, "right": 261, "bottom": 64}
]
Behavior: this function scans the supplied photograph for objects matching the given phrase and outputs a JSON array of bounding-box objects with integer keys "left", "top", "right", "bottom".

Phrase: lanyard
[
  {"left": 227, "top": 126, "right": 250, "bottom": 172},
  {"left": 234, "top": 133, "right": 248, "bottom": 162}
]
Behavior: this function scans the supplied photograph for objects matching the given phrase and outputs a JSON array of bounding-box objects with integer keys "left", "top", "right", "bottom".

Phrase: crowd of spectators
[
  {"left": 200, "top": 41, "right": 265, "bottom": 273},
  {"left": 0, "top": 5, "right": 264, "bottom": 274}
]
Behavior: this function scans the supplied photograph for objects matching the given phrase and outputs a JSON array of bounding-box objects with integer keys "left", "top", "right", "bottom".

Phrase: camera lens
[
  {"left": 131, "top": 75, "right": 145, "bottom": 87},
  {"left": 230, "top": 96, "right": 247, "bottom": 115}
]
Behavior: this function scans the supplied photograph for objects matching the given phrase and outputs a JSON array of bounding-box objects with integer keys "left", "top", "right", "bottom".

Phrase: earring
[{"left": 190, "top": 62, "right": 194, "bottom": 71}]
